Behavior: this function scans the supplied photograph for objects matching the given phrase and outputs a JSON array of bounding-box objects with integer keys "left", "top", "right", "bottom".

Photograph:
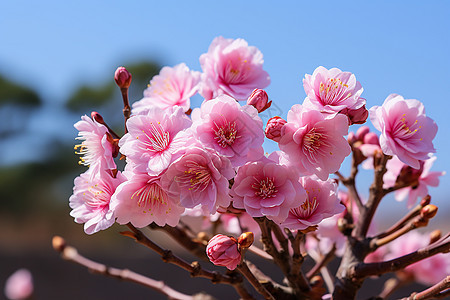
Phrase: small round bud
[
  {"left": 238, "top": 232, "right": 254, "bottom": 249},
  {"left": 91, "top": 111, "right": 104, "bottom": 124},
  {"left": 363, "top": 132, "right": 380, "bottom": 146},
  {"left": 420, "top": 204, "right": 438, "bottom": 219},
  {"left": 114, "top": 66, "right": 132, "bottom": 89},
  {"left": 52, "top": 236, "right": 66, "bottom": 252},
  {"left": 344, "top": 105, "right": 369, "bottom": 125},
  {"left": 429, "top": 230, "right": 441, "bottom": 244},
  {"left": 247, "top": 88, "right": 271, "bottom": 113},
  {"left": 355, "top": 126, "right": 370, "bottom": 142},
  {"left": 265, "top": 116, "right": 287, "bottom": 142}
]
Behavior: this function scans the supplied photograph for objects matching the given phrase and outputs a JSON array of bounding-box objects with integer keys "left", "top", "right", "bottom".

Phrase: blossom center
[
  {"left": 292, "top": 195, "right": 319, "bottom": 219},
  {"left": 303, "top": 128, "right": 329, "bottom": 153},
  {"left": 319, "top": 78, "right": 351, "bottom": 105},
  {"left": 141, "top": 122, "right": 170, "bottom": 152},
  {"left": 214, "top": 120, "right": 239, "bottom": 148},
  {"left": 393, "top": 114, "right": 421, "bottom": 139},
  {"left": 252, "top": 177, "right": 278, "bottom": 199},
  {"left": 131, "top": 182, "right": 168, "bottom": 213},
  {"left": 176, "top": 160, "right": 212, "bottom": 192},
  {"left": 85, "top": 183, "right": 111, "bottom": 209}
]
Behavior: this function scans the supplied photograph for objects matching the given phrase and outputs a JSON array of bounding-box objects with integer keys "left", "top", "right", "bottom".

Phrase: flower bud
[
  {"left": 91, "top": 111, "right": 105, "bottom": 124},
  {"left": 114, "top": 66, "right": 132, "bottom": 89},
  {"left": 355, "top": 126, "right": 370, "bottom": 142},
  {"left": 429, "top": 230, "right": 441, "bottom": 245},
  {"left": 343, "top": 105, "right": 369, "bottom": 125},
  {"left": 238, "top": 232, "right": 254, "bottom": 249},
  {"left": 247, "top": 89, "right": 271, "bottom": 113},
  {"left": 265, "top": 116, "right": 287, "bottom": 142},
  {"left": 206, "top": 234, "right": 241, "bottom": 270},
  {"left": 4, "top": 269, "right": 34, "bottom": 300},
  {"left": 363, "top": 132, "right": 380, "bottom": 146},
  {"left": 420, "top": 204, "right": 438, "bottom": 220}
]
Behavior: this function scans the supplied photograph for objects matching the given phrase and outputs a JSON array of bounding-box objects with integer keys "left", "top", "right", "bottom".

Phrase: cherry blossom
[
  {"left": 199, "top": 36, "right": 270, "bottom": 101},
  {"left": 370, "top": 94, "right": 437, "bottom": 169},
  {"left": 119, "top": 106, "right": 192, "bottom": 175},
  {"left": 4, "top": 269, "right": 33, "bottom": 300},
  {"left": 191, "top": 95, "right": 264, "bottom": 167},
  {"left": 279, "top": 104, "right": 351, "bottom": 180},
  {"left": 281, "top": 176, "right": 344, "bottom": 231},
  {"left": 231, "top": 157, "right": 306, "bottom": 223},
  {"left": 110, "top": 171, "right": 184, "bottom": 228},
  {"left": 161, "top": 146, "right": 234, "bottom": 214},
  {"left": 303, "top": 66, "right": 365, "bottom": 117},
  {"left": 132, "top": 63, "right": 200, "bottom": 114},
  {"left": 69, "top": 167, "right": 126, "bottom": 234}
]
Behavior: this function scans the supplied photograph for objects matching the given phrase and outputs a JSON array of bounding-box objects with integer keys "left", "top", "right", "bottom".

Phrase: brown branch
[
  {"left": 306, "top": 244, "right": 336, "bottom": 280},
  {"left": 354, "top": 233, "right": 450, "bottom": 279},
  {"left": 237, "top": 261, "right": 275, "bottom": 300},
  {"left": 122, "top": 224, "right": 237, "bottom": 284},
  {"left": 374, "top": 195, "right": 430, "bottom": 240},
  {"left": 52, "top": 236, "right": 193, "bottom": 300},
  {"left": 120, "top": 87, "right": 131, "bottom": 133},
  {"left": 400, "top": 275, "right": 450, "bottom": 300},
  {"left": 354, "top": 153, "right": 391, "bottom": 239},
  {"left": 148, "top": 223, "right": 208, "bottom": 260}
]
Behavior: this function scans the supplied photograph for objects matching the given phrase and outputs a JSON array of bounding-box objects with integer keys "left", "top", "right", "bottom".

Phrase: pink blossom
[
  {"left": 191, "top": 95, "right": 264, "bottom": 167},
  {"left": 132, "top": 63, "right": 201, "bottom": 114},
  {"left": 303, "top": 66, "right": 365, "bottom": 116},
  {"left": 384, "top": 156, "right": 445, "bottom": 208},
  {"left": 199, "top": 36, "right": 270, "bottom": 101},
  {"left": 369, "top": 94, "right": 437, "bottom": 169},
  {"left": 206, "top": 234, "right": 241, "bottom": 270},
  {"left": 231, "top": 157, "right": 306, "bottom": 223},
  {"left": 69, "top": 167, "right": 126, "bottom": 234},
  {"left": 4, "top": 269, "right": 33, "bottom": 300},
  {"left": 279, "top": 104, "right": 351, "bottom": 180},
  {"left": 265, "top": 116, "right": 287, "bottom": 142},
  {"left": 161, "top": 146, "right": 234, "bottom": 214},
  {"left": 386, "top": 231, "right": 450, "bottom": 285},
  {"left": 281, "top": 176, "right": 344, "bottom": 230},
  {"left": 119, "top": 106, "right": 192, "bottom": 175},
  {"left": 74, "top": 115, "right": 116, "bottom": 172},
  {"left": 247, "top": 88, "right": 271, "bottom": 113},
  {"left": 110, "top": 171, "right": 184, "bottom": 227}
]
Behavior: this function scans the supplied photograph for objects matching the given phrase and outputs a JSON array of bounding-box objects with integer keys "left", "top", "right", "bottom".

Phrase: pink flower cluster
[{"left": 68, "top": 37, "right": 441, "bottom": 287}]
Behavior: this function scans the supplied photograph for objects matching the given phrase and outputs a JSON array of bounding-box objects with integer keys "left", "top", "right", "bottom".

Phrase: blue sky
[{"left": 1, "top": 1, "right": 449, "bottom": 221}]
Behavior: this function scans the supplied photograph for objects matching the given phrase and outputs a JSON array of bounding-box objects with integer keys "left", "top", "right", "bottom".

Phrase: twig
[
  {"left": 52, "top": 236, "right": 193, "bottom": 300},
  {"left": 375, "top": 196, "right": 430, "bottom": 240},
  {"left": 378, "top": 277, "right": 410, "bottom": 299},
  {"left": 237, "top": 261, "right": 275, "bottom": 300},
  {"left": 248, "top": 245, "right": 273, "bottom": 261},
  {"left": 306, "top": 244, "right": 336, "bottom": 280},
  {"left": 122, "top": 224, "right": 237, "bottom": 284},
  {"left": 354, "top": 233, "right": 450, "bottom": 279},
  {"left": 148, "top": 223, "right": 208, "bottom": 260},
  {"left": 400, "top": 275, "right": 450, "bottom": 300}
]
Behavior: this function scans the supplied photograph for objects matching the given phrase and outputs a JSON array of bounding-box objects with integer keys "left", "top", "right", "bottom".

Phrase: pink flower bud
[
  {"left": 342, "top": 105, "right": 369, "bottom": 125},
  {"left": 247, "top": 89, "right": 271, "bottom": 113},
  {"left": 114, "top": 66, "right": 132, "bottom": 89},
  {"left": 4, "top": 269, "right": 33, "bottom": 300},
  {"left": 363, "top": 132, "right": 380, "bottom": 146},
  {"left": 206, "top": 234, "right": 241, "bottom": 270},
  {"left": 355, "top": 126, "right": 370, "bottom": 141},
  {"left": 265, "top": 116, "right": 287, "bottom": 142}
]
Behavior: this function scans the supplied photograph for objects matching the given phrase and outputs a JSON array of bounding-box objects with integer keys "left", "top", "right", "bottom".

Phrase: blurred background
[{"left": 0, "top": 1, "right": 449, "bottom": 299}]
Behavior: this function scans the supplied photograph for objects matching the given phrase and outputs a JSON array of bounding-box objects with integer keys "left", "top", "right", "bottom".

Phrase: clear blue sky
[{"left": 1, "top": 1, "right": 449, "bottom": 222}]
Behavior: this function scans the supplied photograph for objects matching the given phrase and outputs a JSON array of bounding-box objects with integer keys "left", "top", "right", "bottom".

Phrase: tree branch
[
  {"left": 400, "top": 275, "right": 450, "bottom": 300},
  {"left": 52, "top": 236, "right": 193, "bottom": 300}
]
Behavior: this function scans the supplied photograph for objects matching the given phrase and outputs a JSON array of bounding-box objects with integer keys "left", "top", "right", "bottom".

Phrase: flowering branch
[
  {"left": 400, "top": 275, "right": 450, "bottom": 300},
  {"left": 354, "top": 233, "right": 450, "bottom": 278},
  {"left": 375, "top": 195, "right": 431, "bottom": 240},
  {"left": 52, "top": 236, "right": 193, "bottom": 300},
  {"left": 237, "top": 261, "right": 275, "bottom": 300},
  {"left": 306, "top": 244, "right": 336, "bottom": 280}
]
